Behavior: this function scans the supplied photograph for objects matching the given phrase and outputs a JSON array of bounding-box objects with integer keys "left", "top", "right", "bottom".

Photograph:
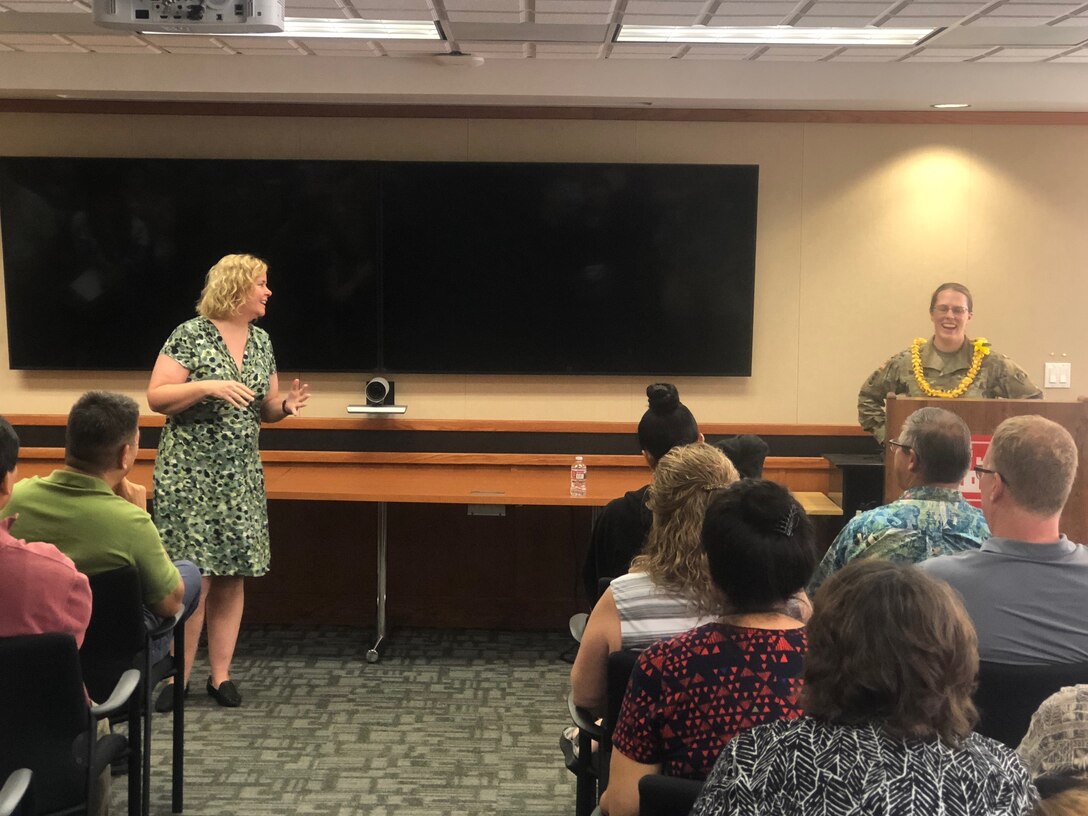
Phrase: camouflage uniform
[
  {"left": 858, "top": 337, "right": 1042, "bottom": 443},
  {"left": 808, "top": 485, "right": 990, "bottom": 595}
]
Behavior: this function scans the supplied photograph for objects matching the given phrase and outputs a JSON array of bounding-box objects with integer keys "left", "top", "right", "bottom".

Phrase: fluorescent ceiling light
[
  {"left": 183, "top": 18, "right": 441, "bottom": 38},
  {"left": 282, "top": 18, "right": 440, "bottom": 39},
  {"left": 280, "top": 18, "right": 440, "bottom": 38},
  {"left": 616, "top": 25, "right": 934, "bottom": 46},
  {"left": 931, "top": 103, "right": 971, "bottom": 109}
]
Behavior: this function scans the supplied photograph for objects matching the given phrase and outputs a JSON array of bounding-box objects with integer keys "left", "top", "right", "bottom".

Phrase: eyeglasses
[
  {"left": 973, "top": 465, "right": 1010, "bottom": 487},
  {"left": 932, "top": 305, "right": 970, "bottom": 316},
  {"left": 887, "top": 439, "right": 912, "bottom": 453}
]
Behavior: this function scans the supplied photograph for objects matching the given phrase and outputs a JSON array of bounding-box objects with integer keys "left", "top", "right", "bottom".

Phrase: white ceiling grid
[{"left": 0, "top": 0, "right": 1086, "bottom": 61}]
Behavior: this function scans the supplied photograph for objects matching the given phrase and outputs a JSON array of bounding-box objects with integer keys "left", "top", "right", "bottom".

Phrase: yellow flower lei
[{"left": 910, "top": 337, "right": 991, "bottom": 398}]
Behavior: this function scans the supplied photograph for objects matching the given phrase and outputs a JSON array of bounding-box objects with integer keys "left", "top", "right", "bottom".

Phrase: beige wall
[{"left": 0, "top": 113, "right": 1083, "bottom": 424}]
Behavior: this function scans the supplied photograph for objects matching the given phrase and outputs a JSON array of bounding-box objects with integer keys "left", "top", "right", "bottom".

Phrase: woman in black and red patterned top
[{"left": 600, "top": 479, "right": 818, "bottom": 816}]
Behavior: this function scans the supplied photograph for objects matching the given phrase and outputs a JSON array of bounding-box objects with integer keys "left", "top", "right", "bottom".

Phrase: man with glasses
[
  {"left": 858, "top": 282, "right": 1040, "bottom": 444},
  {"left": 920, "top": 415, "right": 1088, "bottom": 664},
  {"left": 809, "top": 407, "right": 988, "bottom": 594}
]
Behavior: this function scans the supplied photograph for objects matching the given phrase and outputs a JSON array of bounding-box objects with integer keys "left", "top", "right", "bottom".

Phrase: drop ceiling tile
[
  {"left": 708, "top": 16, "right": 794, "bottom": 25},
  {"left": 67, "top": 33, "right": 146, "bottom": 44},
  {"left": 379, "top": 38, "right": 442, "bottom": 50},
  {"left": 160, "top": 45, "right": 231, "bottom": 53},
  {"left": 907, "top": 51, "right": 988, "bottom": 60},
  {"left": 537, "top": 0, "right": 612, "bottom": 11},
  {"left": 621, "top": 14, "right": 705, "bottom": 24},
  {"left": 0, "top": 32, "right": 68, "bottom": 43},
  {"left": 987, "top": 4, "right": 1077, "bottom": 16},
  {"left": 626, "top": 1, "right": 705, "bottom": 12},
  {"left": 794, "top": 15, "right": 892, "bottom": 25},
  {"left": 85, "top": 43, "right": 160, "bottom": 52},
  {"left": 806, "top": 2, "right": 889, "bottom": 14},
  {"left": 837, "top": 45, "right": 916, "bottom": 57},
  {"left": 306, "top": 47, "right": 382, "bottom": 55},
  {"left": 535, "top": 13, "right": 612, "bottom": 23},
  {"left": 286, "top": 0, "right": 352, "bottom": 9},
  {"left": 15, "top": 42, "right": 84, "bottom": 50},
  {"left": 535, "top": 41, "right": 602, "bottom": 52},
  {"left": 442, "top": 0, "right": 515, "bottom": 9},
  {"left": 446, "top": 10, "right": 522, "bottom": 21},
  {"left": 972, "top": 15, "right": 1058, "bottom": 24},
  {"left": 4, "top": 2, "right": 85, "bottom": 11},
  {"left": 233, "top": 45, "right": 304, "bottom": 53},
  {"left": 142, "top": 33, "right": 218, "bottom": 44},
  {"left": 717, "top": 1, "right": 794, "bottom": 11}
]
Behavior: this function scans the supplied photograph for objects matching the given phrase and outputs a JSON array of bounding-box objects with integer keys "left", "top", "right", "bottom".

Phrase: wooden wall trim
[
  {"left": 7, "top": 414, "right": 866, "bottom": 437},
  {"left": 19, "top": 446, "right": 831, "bottom": 471},
  {"left": 2, "top": 99, "right": 1087, "bottom": 125}
]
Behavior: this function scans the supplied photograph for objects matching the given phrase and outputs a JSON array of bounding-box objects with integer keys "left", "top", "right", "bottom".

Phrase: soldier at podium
[{"left": 858, "top": 282, "right": 1041, "bottom": 443}]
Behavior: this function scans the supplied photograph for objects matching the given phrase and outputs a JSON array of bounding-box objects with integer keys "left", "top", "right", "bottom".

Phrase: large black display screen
[{"left": 0, "top": 157, "right": 757, "bottom": 375}]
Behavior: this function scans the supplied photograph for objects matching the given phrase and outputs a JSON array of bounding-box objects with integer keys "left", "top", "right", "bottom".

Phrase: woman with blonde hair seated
[
  {"left": 691, "top": 559, "right": 1038, "bottom": 816},
  {"left": 570, "top": 442, "right": 738, "bottom": 715}
]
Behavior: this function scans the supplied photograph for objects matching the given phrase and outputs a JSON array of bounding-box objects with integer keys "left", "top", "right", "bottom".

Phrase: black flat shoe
[
  {"left": 154, "top": 681, "right": 189, "bottom": 713},
  {"left": 206, "top": 678, "right": 242, "bottom": 707}
]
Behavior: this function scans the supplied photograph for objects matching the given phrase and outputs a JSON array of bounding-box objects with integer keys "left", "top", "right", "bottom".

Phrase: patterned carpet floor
[{"left": 120, "top": 626, "right": 577, "bottom": 816}]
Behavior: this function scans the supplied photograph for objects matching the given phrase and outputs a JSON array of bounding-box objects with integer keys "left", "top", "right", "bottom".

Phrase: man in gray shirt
[{"left": 920, "top": 414, "right": 1088, "bottom": 665}]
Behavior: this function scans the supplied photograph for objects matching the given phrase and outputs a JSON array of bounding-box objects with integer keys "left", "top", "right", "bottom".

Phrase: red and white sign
[{"left": 959, "top": 435, "right": 993, "bottom": 508}]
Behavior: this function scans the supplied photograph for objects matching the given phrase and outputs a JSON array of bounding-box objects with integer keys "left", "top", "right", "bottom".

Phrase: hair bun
[{"left": 646, "top": 383, "right": 681, "bottom": 415}]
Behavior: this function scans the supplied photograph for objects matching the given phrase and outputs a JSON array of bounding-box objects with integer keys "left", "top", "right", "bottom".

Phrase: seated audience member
[
  {"left": 715, "top": 434, "right": 769, "bottom": 479},
  {"left": 0, "top": 415, "right": 110, "bottom": 816},
  {"left": 920, "top": 415, "right": 1088, "bottom": 664},
  {"left": 809, "top": 407, "right": 988, "bottom": 593},
  {"left": 582, "top": 383, "right": 701, "bottom": 598},
  {"left": 0, "top": 416, "right": 92, "bottom": 644},
  {"left": 600, "top": 480, "right": 816, "bottom": 816},
  {"left": 691, "top": 560, "right": 1038, "bottom": 816},
  {"left": 1019, "top": 685, "right": 1088, "bottom": 799},
  {"left": 571, "top": 442, "right": 737, "bottom": 715},
  {"left": 2, "top": 391, "right": 201, "bottom": 664}
]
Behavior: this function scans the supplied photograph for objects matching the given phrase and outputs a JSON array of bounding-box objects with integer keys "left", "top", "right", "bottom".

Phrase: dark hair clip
[{"left": 775, "top": 505, "right": 798, "bottom": 537}]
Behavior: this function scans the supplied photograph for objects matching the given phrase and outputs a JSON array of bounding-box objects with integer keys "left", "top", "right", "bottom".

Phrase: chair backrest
[
  {"left": 81, "top": 566, "right": 148, "bottom": 704},
  {"left": 0, "top": 634, "right": 91, "bottom": 814},
  {"left": 975, "top": 660, "right": 1088, "bottom": 748},
  {"left": 638, "top": 774, "right": 705, "bottom": 816},
  {"left": 598, "top": 649, "right": 641, "bottom": 791}
]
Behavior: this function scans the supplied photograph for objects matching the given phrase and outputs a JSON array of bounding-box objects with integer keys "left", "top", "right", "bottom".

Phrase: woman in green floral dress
[{"left": 148, "top": 254, "right": 310, "bottom": 707}]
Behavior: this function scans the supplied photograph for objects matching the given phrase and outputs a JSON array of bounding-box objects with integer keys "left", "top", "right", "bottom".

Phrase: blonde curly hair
[
  {"left": 630, "top": 442, "right": 739, "bottom": 614},
  {"left": 196, "top": 254, "right": 268, "bottom": 320}
]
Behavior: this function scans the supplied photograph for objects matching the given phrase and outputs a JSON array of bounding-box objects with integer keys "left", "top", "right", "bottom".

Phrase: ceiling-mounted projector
[{"left": 93, "top": 0, "right": 284, "bottom": 33}]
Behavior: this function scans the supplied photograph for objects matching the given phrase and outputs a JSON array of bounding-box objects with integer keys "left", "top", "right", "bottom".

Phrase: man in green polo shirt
[{"left": 3, "top": 391, "right": 200, "bottom": 663}]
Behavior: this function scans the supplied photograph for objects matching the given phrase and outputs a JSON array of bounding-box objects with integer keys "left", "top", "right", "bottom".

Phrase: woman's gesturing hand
[
  {"left": 203, "top": 379, "right": 256, "bottom": 409},
  {"left": 283, "top": 379, "right": 311, "bottom": 416}
]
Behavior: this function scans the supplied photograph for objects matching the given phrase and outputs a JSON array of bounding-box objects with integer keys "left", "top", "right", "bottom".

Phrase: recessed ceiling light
[
  {"left": 150, "top": 18, "right": 443, "bottom": 39},
  {"left": 280, "top": 18, "right": 441, "bottom": 39},
  {"left": 616, "top": 25, "right": 934, "bottom": 46},
  {"left": 931, "top": 103, "right": 971, "bottom": 109}
]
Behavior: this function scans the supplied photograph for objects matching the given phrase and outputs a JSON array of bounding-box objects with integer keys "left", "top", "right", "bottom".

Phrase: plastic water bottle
[{"left": 570, "top": 456, "right": 587, "bottom": 497}]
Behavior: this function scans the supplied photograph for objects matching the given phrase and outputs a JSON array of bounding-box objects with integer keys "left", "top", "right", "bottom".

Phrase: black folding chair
[
  {"left": 561, "top": 649, "right": 640, "bottom": 816},
  {"left": 975, "top": 660, "right": 1088, "bottom": 749},
  {"left": 0, "top": 633, "right": 139, "bottom": 816},
  {"left": 638, "top": 775, "right": 705, "bottom": 816},
  {"left": 81, "top": 566, "right": 186, "bottom": 816}
]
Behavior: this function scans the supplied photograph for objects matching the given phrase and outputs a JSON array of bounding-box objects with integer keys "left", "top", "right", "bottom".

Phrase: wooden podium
[{"left": 885, "top": 396, "right": 1088, "bottom": 544}]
